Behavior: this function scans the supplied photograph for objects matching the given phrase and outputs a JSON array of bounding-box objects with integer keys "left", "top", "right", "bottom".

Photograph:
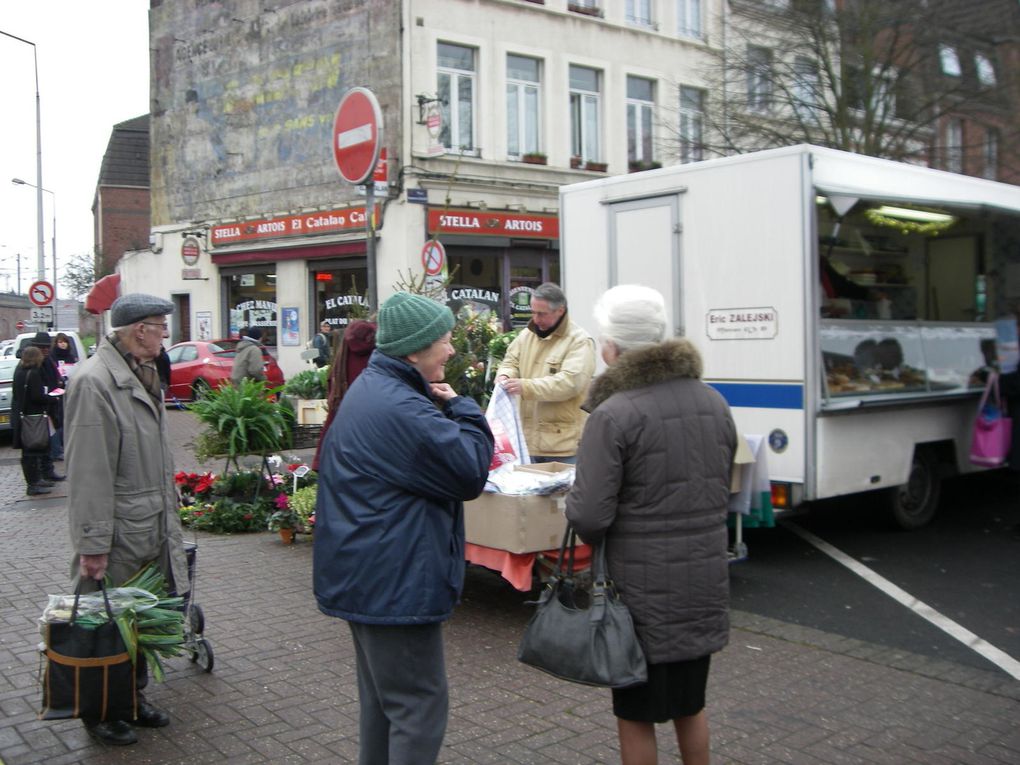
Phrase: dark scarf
[
  {"left": 528, "top": 311, "right": 567, "bottom": 339},
  {"left": 108, "top": 332, "right": 163, "bottom": 407},
  {"left": 583, "top": 338, "right": 704, "bottom": 412}
]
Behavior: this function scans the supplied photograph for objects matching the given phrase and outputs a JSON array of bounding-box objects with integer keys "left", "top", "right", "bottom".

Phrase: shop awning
[{"left": 85, "top": 273, "right": 121, "bottom": 315}]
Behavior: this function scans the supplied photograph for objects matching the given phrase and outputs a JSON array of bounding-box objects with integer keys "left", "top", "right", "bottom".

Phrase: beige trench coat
[
  {"left": 496, "top": 315, "right": 595, "bottom": 457},
  {"left": 65, "top": 340, "right": 189, "bottom": 594}
]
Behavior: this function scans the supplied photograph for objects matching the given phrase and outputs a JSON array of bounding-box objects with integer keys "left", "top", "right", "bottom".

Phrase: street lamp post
[
  {"left": 11, "top": 178, "right": 56, "bottom": 300},
  {"left": 0, "top": 30, "right": 45, "bottom": 282}
]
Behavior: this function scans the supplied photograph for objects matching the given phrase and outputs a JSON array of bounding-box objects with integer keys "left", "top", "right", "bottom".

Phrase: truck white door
[{"left": 608, "top": 195, "right": 681, "bottom": 336}]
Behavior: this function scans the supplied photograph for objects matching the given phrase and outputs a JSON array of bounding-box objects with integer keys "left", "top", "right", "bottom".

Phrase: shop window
[
  {"left": 226, "top": 271, "right": 278, "bottom": 347},
  {"left": 313, "top": 266, "right": 370, "bottom": 330},
  {"left": 447, "top": 253, "right": 502, "bottom": 321}
]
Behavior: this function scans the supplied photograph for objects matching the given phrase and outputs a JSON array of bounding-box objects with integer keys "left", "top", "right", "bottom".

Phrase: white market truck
[{"left": 560, "top": 144, "right": 1020, "bottom": 529}]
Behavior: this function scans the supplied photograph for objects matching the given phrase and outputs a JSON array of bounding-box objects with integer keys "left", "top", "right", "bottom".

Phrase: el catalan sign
[
  {"left": 426, "top": 208, "right": 559, "bottom": 240},
  {"left": 210, "top": 205, "right": 379, "bottom": 247}
]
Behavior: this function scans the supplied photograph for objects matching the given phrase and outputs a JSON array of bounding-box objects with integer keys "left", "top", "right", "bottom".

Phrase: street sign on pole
[
  {"left": 333, "top": 87, "right": 383, "bottom": 185},
  {"left": 332, "top": 87, "right": 383, "bottom": 312},
  {"left": 28, "top": 279, "right": 54, "bottom": 306}
]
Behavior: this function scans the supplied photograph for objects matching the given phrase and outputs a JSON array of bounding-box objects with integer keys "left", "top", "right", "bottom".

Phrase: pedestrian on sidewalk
[
  {"left": 11, "top": 345, "right": 56, "bottom": 496},
  {"left": 230, "top": 326, "right": 266, "bottom": 385},
  {"left": 566, "top": 285, "right": 737, "bottom": 765},
  {"left": 65, "top": 293, "right": 189, "bottom": 747},
  {"left": 313, "top": 293, "right": 494, "bottom": 765},
  {"left": 310, "top": 319, "right": 333, "bottom": 368}
]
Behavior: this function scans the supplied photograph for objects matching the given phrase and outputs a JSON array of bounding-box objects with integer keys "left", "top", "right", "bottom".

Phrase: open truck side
[{"left": 560, "top": 145, "right": 1018, "bottom": 528}]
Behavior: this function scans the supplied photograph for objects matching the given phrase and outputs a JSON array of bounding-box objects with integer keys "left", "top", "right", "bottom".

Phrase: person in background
[
  {"left": 66, "top": 293, "right": 187, "bottom": 746},
  {"left": 565, "top": 285, "right": 737, "bottom": 765},
  {"left": 12, "top": 346, "right": 56, "bottom": 496},
  {"left": 26, "top": 332, "right": 66, "bottom": 474},
  {"left": 314, "top": 293, "right": 493, "bottom": 765},
  {"left": 495, "top": 282, "right": 595, "bottom": 463},
  {"left": 311, "top": 320, "right": 333, "bottom": 368},
  {"left": 230, "top": 326, "right": 266, "bottom": 385},
  {"left": 51, "top": 333, "right": 78, "bottom": 365},
  {"left": 311, "top": 318, "right": 377, "bottom": 471}
]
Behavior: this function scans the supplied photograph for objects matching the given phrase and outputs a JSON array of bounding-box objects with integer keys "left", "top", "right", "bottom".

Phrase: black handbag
[
  {"left": 39, "top": 581, "right": 138, "bottom": 722},
  {"left": 19, "top": 375, "right": 51, "bottom": 451},
  {"left": 20, "top": 413, "right": 50, "bottom": 451},
  {"left": 517, "top": 527, "right": 647, "bottom": 688}
]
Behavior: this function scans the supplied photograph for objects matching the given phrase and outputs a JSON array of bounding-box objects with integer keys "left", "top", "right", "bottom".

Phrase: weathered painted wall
[{"left": 149, "top": 0, "right": 401, "bottom": 226}]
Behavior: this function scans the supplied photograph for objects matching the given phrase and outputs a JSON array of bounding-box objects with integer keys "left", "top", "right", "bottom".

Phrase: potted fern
[{"left": 189, "top": 378, "right": 294, "bottom": 471}]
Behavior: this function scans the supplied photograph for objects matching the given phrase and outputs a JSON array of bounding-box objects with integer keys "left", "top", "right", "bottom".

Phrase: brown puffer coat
[{"left": 565, "top": 338, "right": 736, "bottom": 664}]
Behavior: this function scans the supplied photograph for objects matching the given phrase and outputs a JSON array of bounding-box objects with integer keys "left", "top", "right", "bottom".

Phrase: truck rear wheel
[{"left": 887, "top": 448, "right": 941, "bottom": 530}]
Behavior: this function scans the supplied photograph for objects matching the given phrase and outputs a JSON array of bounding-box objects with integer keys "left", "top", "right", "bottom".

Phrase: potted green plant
[
  {"left": 189, "top": 378, "right": 294, "bottom": 470},
  {"left": 521, "top": 152, "right": 547, "bottom": 165},
  {"left": 584, "top": 160, "right": 608, "bottom": 172}
]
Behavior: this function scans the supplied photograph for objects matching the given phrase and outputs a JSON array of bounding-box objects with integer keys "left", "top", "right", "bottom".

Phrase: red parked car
[{"left": 166, "top": 339, "right": 285, "bottom": 402}]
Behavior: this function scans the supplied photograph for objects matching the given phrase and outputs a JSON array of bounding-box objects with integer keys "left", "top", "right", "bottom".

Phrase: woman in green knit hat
[{"left": 314, "top": 292, "right": 495, "bottom": 765}]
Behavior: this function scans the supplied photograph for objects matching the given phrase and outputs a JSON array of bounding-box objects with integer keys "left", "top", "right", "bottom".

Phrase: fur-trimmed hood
[{"left": 584, "top": 338, "right": 703, "bottom": 412}]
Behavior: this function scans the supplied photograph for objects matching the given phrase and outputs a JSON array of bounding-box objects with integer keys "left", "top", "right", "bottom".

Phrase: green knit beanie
[{"left": 376, "top": 292, "right": 455, "bottom": 357}]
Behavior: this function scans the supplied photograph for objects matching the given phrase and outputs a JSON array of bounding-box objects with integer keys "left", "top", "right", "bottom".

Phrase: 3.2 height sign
[{"left": 333, "top": 87, "right": 383, "bottom": 185}]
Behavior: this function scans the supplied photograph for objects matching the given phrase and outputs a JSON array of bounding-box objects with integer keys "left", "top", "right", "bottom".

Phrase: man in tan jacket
[{"left": 496, "top": 282, "right": 595, "bottom": 462}]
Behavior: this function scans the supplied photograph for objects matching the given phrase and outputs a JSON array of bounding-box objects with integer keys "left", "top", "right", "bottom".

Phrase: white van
[{"left": 12, "top": 330, "right": 89, "bottom": 378}]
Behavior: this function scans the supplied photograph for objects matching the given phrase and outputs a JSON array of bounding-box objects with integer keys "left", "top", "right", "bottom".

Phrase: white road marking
[{"left": 783, "top": 520, "right": 1020, "bottom": 681}]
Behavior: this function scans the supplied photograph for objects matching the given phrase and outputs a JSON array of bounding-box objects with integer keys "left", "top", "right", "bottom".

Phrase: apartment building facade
[{"left": 126, "top": 0, "right": 723, "bottom": 375}]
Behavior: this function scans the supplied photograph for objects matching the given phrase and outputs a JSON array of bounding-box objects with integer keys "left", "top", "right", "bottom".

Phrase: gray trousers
[{"left": 348, "top": 621, "right": 448, "bottom": 765}]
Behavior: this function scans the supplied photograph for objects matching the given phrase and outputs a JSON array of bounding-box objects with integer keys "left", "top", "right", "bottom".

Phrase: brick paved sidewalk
[{"left": 1, "top": 411, "right": 1018, "bottom": 764}]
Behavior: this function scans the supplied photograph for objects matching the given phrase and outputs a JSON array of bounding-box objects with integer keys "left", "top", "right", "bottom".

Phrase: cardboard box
[
  {"left": 464, "top": 463, "right": 572, "bottom": 554},
  {"left": 295, "top": 399, "right": 327, "bottom": 425}
]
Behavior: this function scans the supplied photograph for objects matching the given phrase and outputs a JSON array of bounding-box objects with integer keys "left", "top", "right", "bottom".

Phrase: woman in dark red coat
[{"left": 312, "top": 319, "right": 377, "bottom": 470}]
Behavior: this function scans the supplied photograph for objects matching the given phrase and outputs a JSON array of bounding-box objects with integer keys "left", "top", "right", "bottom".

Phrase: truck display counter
[{"left": 820, "top": 320, "right": 995, "bottom": 408}]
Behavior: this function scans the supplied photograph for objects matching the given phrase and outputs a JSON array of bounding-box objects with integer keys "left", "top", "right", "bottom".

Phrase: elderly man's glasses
[{"left": 142, "top": 322, "right": 169, "bottom": 331}]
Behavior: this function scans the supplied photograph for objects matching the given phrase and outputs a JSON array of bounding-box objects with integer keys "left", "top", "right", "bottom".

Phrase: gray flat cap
[{"left": 110, "top": 293, "right": 175, "bottom": 327}]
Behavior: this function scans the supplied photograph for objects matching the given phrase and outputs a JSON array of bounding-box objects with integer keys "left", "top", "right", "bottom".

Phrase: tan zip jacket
[{"left": 496, "top": 315, "right": 595, "bottom": 457}]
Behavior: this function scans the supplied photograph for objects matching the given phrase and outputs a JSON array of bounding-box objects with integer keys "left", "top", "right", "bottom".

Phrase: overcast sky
[{"left": 0, "top": 2, "right": 149, "bottom": 298}]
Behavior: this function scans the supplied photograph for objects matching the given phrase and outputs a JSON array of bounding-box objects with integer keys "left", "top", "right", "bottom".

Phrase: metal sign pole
[{"left": 366, "top": 183, "right": 377, "bottom": 313}]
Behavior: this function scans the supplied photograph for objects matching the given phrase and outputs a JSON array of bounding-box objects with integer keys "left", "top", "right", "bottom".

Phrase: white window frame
[
  {"left": 939, "top": 45, "right": 961, "bottom": 77},
  {"left": 626, "top": 0, "right": 653, "bottom": 27},
  {"left": 627, "top": 76, "right": 655, "bottom": 164},
  {"left": 677, "top": 0, "right": 702, "bottom": 39},
  {"left": 570, "top": 65, "right": 602, "bottom": 163},
  {"left": 679, "top": 86, "right": 705, "bottom": 164},
  {"left": 747, "top": 46, "right": 773, "bottom": 113},
  {"left": 437, "top": 42, "right": 477, "bottom": 154},
  {"left": 792, "top": 56, "right": 820, "bottom": 120},
  {"left": 975, "top": 53, "right": 996, "bottom": 87},
  {"left": 983, "top": 128, "right": 998, "bottom": 180},
  {"left": 507, "top": 55, "right": 542, "bottom": 159},
  {"left": 945, "top": 119, "right": 963, "bottom": 173}
]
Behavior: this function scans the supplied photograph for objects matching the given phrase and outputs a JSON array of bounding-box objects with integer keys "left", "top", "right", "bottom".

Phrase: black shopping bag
[{"left": 39, "top": 582, "right": 138, "bottom": 722}]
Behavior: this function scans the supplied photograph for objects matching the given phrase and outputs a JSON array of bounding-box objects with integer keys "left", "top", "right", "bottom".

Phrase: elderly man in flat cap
[{"left": 65, "top": 293, "right": 189, "bottom": 746}]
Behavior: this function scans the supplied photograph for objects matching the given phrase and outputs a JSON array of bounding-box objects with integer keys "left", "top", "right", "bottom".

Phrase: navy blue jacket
[{"left": 313, "top": 350, "right": 494, "bottom": 624}]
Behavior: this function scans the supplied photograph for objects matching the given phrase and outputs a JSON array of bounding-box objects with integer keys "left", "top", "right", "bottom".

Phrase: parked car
[
  {"left": 0, "top": 358, "right": 17, "bottom": 432},
  {"left": 166, "top": 339, "right": 285, "bottom": 402}
]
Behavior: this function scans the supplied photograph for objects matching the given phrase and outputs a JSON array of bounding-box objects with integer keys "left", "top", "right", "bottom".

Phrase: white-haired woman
[{"left": 565, "top": 285, "right": 737, "bottom": 765}]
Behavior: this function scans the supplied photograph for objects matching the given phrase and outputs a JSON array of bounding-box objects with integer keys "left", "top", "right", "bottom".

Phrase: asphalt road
[{"left": 730, "top": 470, "right": 1020, "bottom": 678}]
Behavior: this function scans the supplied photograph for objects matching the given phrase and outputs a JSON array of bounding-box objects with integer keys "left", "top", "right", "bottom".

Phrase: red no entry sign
[{"left": 333, "top": 87, "right": 383, "bottom": 185}]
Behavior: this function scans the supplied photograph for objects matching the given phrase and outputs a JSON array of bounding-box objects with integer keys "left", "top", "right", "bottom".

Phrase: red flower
[
  {"left": 243, "top": 513, "right": 254, "bottom": 520},
  {"left": 274, "top": 493, "right": 290, "bottom": 510},
  {"left": 287, "top": 463, "right": 303, "bottom": 473}
]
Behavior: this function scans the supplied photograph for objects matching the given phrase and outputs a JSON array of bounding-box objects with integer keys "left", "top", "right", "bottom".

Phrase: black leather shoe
[
  {"left": 44, "top": 473, "right": 67, "bottom": 482},
  {"left": 26, "top": 485, "right": 53, "bottom": 496},
  {"left": 36, "top": 478, "right": 55, "bottom": 487},
  {"left": 134, "top": 702, "right": 170, "bottom": 728},
  {"left": 85, "top": 719, "right": 138, "bottom": 745}
]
